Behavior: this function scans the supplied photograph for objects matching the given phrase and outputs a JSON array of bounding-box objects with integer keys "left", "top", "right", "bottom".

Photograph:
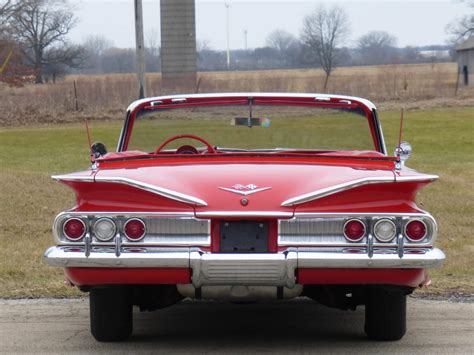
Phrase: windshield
[{"left": 127, "top": 103, "right": 376, "bottom": 153}]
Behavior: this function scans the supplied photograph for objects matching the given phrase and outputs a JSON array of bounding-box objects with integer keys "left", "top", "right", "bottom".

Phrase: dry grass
[{"left": 1, "top": 63, "right": 473, "bottom": 126}]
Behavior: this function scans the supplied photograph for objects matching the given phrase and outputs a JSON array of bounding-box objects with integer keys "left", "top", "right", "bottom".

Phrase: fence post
[{"left": 73, "top": 80, "right": 79, "bottom": 111}]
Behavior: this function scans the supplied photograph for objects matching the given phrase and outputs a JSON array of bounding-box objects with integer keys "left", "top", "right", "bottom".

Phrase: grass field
[{"left": 0, "top": 106, "right": 473, "bottom": 298}]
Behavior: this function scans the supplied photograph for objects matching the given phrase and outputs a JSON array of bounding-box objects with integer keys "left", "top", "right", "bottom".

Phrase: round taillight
[
  {"left": 373, "top": 219, "right": 397, "bottom": 242},
  {"left": 405, "top": 220, "right": 427, "bottom": 242},
  {"left": 93, "top": 218, "right": 116, "bottom": 242},
  {"left": 124, "top": 218, "right": 146, "bottom": 241},
  {"left": 343, "top": 219, "right": 366, "bottom": 242},
  {"left": 63, "top": 218, "right": 86, "bottom": 241}
]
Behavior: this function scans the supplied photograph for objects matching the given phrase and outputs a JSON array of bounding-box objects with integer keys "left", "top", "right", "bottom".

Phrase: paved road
[{"left": 0, "top": 297, "right": 473, "bottom": 354}]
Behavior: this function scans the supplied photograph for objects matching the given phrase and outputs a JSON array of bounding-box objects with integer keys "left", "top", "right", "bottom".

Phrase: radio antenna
[
  {"left": 84, "top": 119, "right": 93, "bottom": 162},
  {"left": 396, "top": 108, "right": 404, "bottom": 164}
]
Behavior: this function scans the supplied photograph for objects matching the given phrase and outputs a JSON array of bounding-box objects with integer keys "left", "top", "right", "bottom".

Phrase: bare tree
[
  {"left": 83, "top": 35, "right": 113, "bottom": 58},
  {"left": 266, "top": 30, "right": 296, "bottom": 54},
  {"left": 146, "top": 28, "right": 160, "bottom": 58},
  {"left": 7, "top": 0, "right": 79, "bottom": 83},
  {"left": 266, "top": 29, "right": 299, "bottom": 66},
  {"left": 301, "top": 5, "right": 350, "bottom": 91},
  {"left": 446, "top": 0, "right": 474, "bottom": 42},
  {"left": 357, "top": 31, "right": 397, "bottom": 65},
  {"left": 82, "top": 35, "right": 113, "bottom": 73},
  {"left": 42, "top": 44, "right": 83, "bottom": 82}
]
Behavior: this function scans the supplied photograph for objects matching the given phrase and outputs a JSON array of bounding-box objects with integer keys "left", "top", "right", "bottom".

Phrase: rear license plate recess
[{"left": 219, "top": 221, "right": 268, "bottom": 253}]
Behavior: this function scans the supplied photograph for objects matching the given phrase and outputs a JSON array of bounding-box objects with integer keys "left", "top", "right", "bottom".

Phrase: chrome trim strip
[
  {"left": 94, "top": 176, "right": 207, "bottom": 206},
  {"left": 44, "top": 246, "right": 446, "bottom": 270},
  {"left": 292, "top": 212, "right": 432, "bottom": 218},
  {"left": 52, "top": 174, "right": 95, "bottom": 182},
  {"left": 52, "top": 174, "right": 207, "bottom": 206},
  {"left": 281, "top": 176, "right": 394, "bottom": 206},
  {"left": 395, "top": 174, "right": 439, "bottom": 182},
  {"left": 126, "top": 92, "right": 377, "bottom": 112},
  {"left": 57, "top": 211, "right": 196, "bottom": 217},
  {"left": 195, "top": 211, "right": 294, "bottom": 218}
]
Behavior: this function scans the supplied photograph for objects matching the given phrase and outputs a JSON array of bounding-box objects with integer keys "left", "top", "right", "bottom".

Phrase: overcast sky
[{"left": 70, "top": 0, "right": 470, "bottom": 49}]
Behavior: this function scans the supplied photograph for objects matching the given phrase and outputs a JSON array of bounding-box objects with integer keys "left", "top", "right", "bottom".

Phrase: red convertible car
[{"left": 45, "top": 93, "right": 445, "bottom": 342}]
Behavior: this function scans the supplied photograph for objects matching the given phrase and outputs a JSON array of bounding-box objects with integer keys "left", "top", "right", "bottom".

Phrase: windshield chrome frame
[{"left": 116, "top": 93, "right": 387, "bottom": 155}]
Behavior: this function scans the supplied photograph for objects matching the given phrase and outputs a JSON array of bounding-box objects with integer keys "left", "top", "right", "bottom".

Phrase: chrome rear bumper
[{"left": 44, "top": 246, "right": 445, "bottom": 288}]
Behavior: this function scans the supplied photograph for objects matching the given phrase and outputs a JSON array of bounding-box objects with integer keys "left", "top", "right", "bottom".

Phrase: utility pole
[
  {"left": 225, "top": 2, "right": 231, "bottom": 70},
  {"left": 134, "top": 0, "right": 147, "bottom": 99},
  {"left": 244, "top": 30, "right": 248, "bottom": 50}
]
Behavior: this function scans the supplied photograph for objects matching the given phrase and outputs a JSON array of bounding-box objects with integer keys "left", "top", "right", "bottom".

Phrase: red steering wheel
[{"left": 155, "top": 134, "right": 216, "bottom": 154}]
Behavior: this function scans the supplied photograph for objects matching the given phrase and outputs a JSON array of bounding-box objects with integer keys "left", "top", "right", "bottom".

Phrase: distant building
[
  {"left": 160, "top": 0, "right": 197, "bottom": 92},
  {"left": 418, "top": 50, "right": 450, "bottom": 60},
  {"left": 456, "top": 36, "right": 474, "bottom": 86}
]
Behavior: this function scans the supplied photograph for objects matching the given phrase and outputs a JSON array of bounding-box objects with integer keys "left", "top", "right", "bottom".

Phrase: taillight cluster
[
  {"left": 62, "top": 217, "right": 146, "bottom": 242},
  {"left": 343, "top": 218, "right": 428, "bottom": 243}
]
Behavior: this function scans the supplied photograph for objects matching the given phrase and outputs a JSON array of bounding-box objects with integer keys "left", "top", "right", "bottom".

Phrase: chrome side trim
[
  {"left": 56, "top": 211, "right": 196, "bottom": 217},
  {"left": 281, "top": 176, "right": 394, "bottom": 206},
  {"left": 53, "top": 174, "right": 207, "bottom": 206},
  {"left": 52, "top": 174, "right": 95, "bottom": 182},
  {"left": 395, "top": 174, "right": 439, "bottom": 182},
  {"left": 94, "top": 176, "right": 207, "bottom": 206}
]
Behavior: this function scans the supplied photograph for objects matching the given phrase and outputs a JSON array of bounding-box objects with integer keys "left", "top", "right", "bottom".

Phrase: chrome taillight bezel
[
  {"left": 123, "top": 218, "right": 147, "bottom": 242},
  {"left": 404, "top": 218, "right": 428, "bottom": 242},
  {"left": 62, "top": 217, "right": 86, "bottom": 241},
  {"left": 343, "top": 219, "right": 366, "bottom": 242}
]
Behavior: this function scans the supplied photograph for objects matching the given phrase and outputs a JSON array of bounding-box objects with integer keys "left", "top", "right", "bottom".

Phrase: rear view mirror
[{"left": 232, "top": 117, "right": 271, "bottom": 128}]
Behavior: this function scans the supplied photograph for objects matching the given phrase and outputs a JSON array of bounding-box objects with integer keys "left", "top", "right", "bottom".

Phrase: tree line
[{"left": 0, "top": 0, "right": 472, "bottom": 87}]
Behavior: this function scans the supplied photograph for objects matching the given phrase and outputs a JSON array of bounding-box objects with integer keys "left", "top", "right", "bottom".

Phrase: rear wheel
[
  {"left": 90, "top": 287, "right": 133, "bottom": 342},
  {"left": 364, "top": 287, "right": 407, "bottom": 341}
]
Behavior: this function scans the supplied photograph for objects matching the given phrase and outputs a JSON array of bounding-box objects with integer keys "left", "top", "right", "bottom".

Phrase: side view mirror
[
  {"left": 91, "top": 142, "right": 108, "bottom": 159},
  {"left": 394, "top": 141, "right": 412, "bottom": 164}
]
